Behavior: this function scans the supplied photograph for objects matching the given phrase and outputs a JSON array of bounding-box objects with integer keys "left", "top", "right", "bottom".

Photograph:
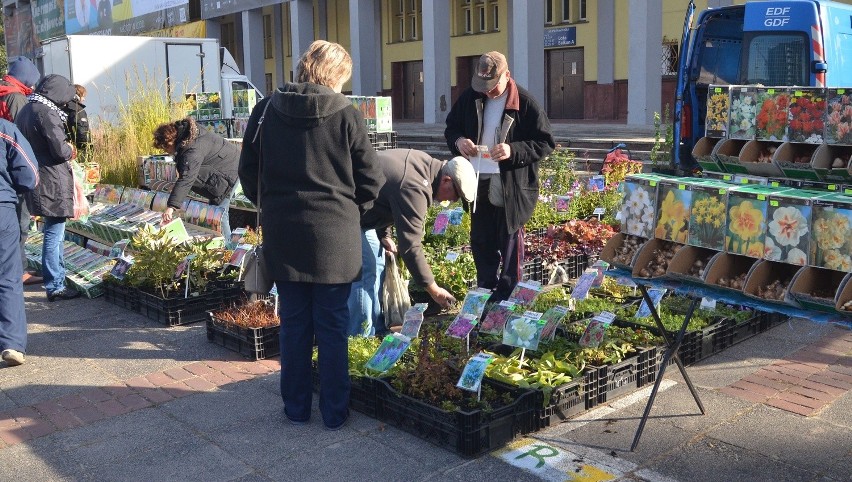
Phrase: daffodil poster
[
  {"left": 725, "top": 186, "right": 770, "bottom": 258},
  {"left": 705, "top": 85, "right": 730, "bottom": 138},
  {"left": 764, "top": 191, "right": 822, "bottom": 266},
  {"left": 619, "top": 176, "right": 658, "bottom": 238},
  {"left": 654, "top": 181, "right": 692, "bottom": 243},
  {"left": 811, "top": 195, "right": 852, "bottom": 272},
  {"left": 688, "top": 182, "right": 728, "bottom": 250}
]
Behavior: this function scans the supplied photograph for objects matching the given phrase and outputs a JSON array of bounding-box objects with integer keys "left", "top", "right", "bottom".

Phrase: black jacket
[
  {"left": 63, "top": 98, "right": 91, "bottom": 154},
  {"left": 239, "top": 83, "right": 384, "bottom": 284},
  {"left": 444, "top": 80, "right": 555, "bottom": 232},
  {"left": 167, "top": 117, "right": 240, "bottom": 209},
  {"left": 16, "top": 74, "right": 76, "bottom": 219}
]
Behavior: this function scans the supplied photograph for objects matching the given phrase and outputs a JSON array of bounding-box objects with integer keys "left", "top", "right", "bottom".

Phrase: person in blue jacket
[{"left": 0, "top": 118, "right": 39, "bottom": 367}]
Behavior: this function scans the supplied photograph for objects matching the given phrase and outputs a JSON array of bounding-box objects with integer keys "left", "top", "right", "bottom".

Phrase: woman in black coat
[
  {"left": 63, "top": 84, "right": 92, "bottom": 161},
  {"left": 239, "top": 40, "right": 384, "bottom": 430},
  {"left": 15, "top": 74, "right": 80, "bottom": 301},
  {"left": 152, "top": 117, "right": 240, "bottom": 241}
]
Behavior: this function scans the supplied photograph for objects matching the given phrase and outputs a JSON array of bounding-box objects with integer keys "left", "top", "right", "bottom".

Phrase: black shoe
[
  {"left": 324, "top": 410, "right": 350, "bottom": 431},
  {"left": 47, "top": 287, "right": 81, "bottom": 302}
]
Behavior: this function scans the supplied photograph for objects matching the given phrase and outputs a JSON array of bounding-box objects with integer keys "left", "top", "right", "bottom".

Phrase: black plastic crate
[
  {"left": 533, "top": 378, "right": 586, "bottom": 429},
  {"left": 206, "top": 314, "right": 280, "bottom": 360},
  {"left": 585, "top": 349, "right": 652, "bottom": 407},
  {"left": 561, "top": 254, "right": 586, "bottom": 280},
  {"left": 368, "top": 131, "right": 398, "bottom": 151},
  {"left": 137, "top": 286, "right": 242, "bottom": 326},
  {"left": 373, "top": 377, "right": 537, "bottom": 458},
  {"left": 102, "top": 281, "right": 139, "bottom": 311},
  {"left": 521, "top": 258, "right": 544, "bottom": 284},
  {"left": 310, "top": 366, "right": 380, "bottom": 418}
]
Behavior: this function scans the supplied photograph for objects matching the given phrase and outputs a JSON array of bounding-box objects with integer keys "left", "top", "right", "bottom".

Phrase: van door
[{"left": 166, "top": 43, "right": 206, "bottom": 103}]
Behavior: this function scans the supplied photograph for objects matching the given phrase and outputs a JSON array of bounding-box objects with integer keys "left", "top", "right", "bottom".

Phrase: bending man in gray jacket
[{"left": 351, "top": 148, "right": 477, "bottom": 336}]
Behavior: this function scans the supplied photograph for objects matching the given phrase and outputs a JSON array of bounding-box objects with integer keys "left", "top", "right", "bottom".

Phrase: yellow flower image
[
  {"left": 655, "top": 190, "right": 690, "bottom": 242},
  {"left": 729, "top": 200, "right": 764, "bottom": 240},
  {"left": 824, "top": 249, "right": 844, "bottom": 270},
  {"left": 814, "top": 214, "right": 846, "bottom": 251},
  {"left": 746, "top": 241, "right": 764, "bottom": 258},
  {"left": 706, "top": 91, "right": 730, "bottom": 131}
]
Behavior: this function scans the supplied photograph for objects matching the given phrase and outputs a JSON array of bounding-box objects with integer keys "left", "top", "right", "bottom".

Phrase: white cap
[{"left": 445, "top": 156, "right": 477, "bottom": 203}]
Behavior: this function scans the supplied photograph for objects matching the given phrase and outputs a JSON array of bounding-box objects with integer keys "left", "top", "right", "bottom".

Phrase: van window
[
  {"left": 743, "top": 33, "right": 808, "bottom": 86},
  {"left": 696, "top": 37, "right": 742, "bottom": 85}
]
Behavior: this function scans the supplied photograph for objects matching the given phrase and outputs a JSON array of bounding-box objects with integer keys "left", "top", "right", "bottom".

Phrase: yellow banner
[{"left": 145, "top": 21, "right": 207, "bottom": 38}]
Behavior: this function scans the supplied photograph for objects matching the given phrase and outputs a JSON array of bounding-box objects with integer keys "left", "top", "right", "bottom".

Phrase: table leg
[{"left": 631, "top": 285, "right": 705, "bottom": 451}]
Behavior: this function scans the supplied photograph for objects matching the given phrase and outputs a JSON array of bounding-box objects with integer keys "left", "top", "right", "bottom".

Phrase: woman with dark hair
[
  {"left": 63, "top": 84, "right": 91, "bottom": 161},
  {"left": 239, "top": 40, "right": 384, "bottom": 430},
  {"left": 152, "top": 117, "right": 240, "bottom": 241}
]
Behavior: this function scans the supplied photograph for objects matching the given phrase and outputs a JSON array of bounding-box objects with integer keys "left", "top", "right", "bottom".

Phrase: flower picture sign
[
  {"left": 654, "top": 181, "right": 693, "bottom": 244},
  {"left": 754, "top": 87, "right": 789, "bottom": 141},
  {"left": 725, "top": 186, "right": 771, "bottom": 258},
  {"left": 811, "top": 195, "right": 852, "bottom": 272},
  {"left": 787, "top": 88, "right": 826, "bottom": 144},
  {"left": 825, "top": 88, "right": 852, "bottom": 145},
  {"left": 619, "top": 175, "right": 658, "bottom": 239},
  {"left": 688, "top": 182, "right": 728, "bottom": 250},
  {"left": 729, "top": 86, "right": 760, "bottom": 140},
  {"left": 764, "top": 191, "right": 820, "bottom": 266},
  {"left": 705, "top": 85, "right": 730, "bottom": 138}
]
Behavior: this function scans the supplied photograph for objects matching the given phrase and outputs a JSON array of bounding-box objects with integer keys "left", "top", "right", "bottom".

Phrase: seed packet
[
  {"left": 456, "top": 353, "right": 495, "bottom": 392},
  {"left": 449, "top": 207, "right": 464, "bottom": 225},
  {"left": 110, "top": 256, "right": 134, "bottom": 281},
  {"left": 400, "top": 310, "right": 425, "bottom": 339},
  {"left": 555, "top": 195, "right": 572, "bottom": 212},
  {"left": 459, "top": 288, "right": 492, "bottom": 318},
  {"left": 228, "top": 244, "right": 253, "bottom": 267},
  {"left": 230, "top": 227, "right": 247, "bottom": 246},
  {"left": 432, "top": 210, "right": 450, "bottom": 234},
  {"left": 365, "top": 334, "right": 411, "bottom": 373},
  {"left": 588, "top": 175, "right": 606, "bottom": 192},
  {"left": 635, "top": 288, "right": 667, "bottom": 318},
  {"left": 445, "top": 314, "right": 478, "bottom": 339},
  {"left": 502, "top": 314, "right": 546, "bottom": 350},
  {"left": 507, "top": 281, "right": 542, "bottom": 306},
  {"left": 571, "top": 271, "right": 597, "bottom": 300},
  {"left": 580, "top": 312, "right": 616, "bottom": 348},
  {"left": 479, "top": 301, "right": 516, "bottom": 335},
  {"left": 539, "top": 305, "right": 570, "bottom": 340}
]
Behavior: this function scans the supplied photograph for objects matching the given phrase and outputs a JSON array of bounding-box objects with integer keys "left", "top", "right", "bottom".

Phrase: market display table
[{"left": 607, "top": 268, "right": 852, "bottom": 450}]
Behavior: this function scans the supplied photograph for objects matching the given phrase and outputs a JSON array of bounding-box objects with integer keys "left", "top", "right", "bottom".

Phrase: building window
[
  {"left": 579, "top": 0, "right": 587, "bottom": 20},
  {"left": 545, "top": 1, "right": 553, "bottom": 24},
  {"left": 464, "top": 6, "right": 472, "bottom": 33},
  {"left": 662, "top": 41, "right": 679, "bottom": 76},
  {"left": 459, "top": 0, "right": 498, "bottom": 34},
  {"left": 410, "top": 14, "right": 418, "bottom": 39},
  {"left": 478, "top": 6, "right": 485, "bottom": 32},
  {"left": 265, "top": 73, "right": 273, "bottom": 96},
  {"left": 392, "top": 0, "right": 421, "bottom": 42},
  {"left": 284, "top": 3, "right": 292, "bottom": 57},
  {"left": 561, "top": 0, "right": 570, "bottom": 22},
  {"left": 492, "top": 4, "right": 499, "bottom": 30},
  {"left": 263, "top": 14, "right": 273, "bottom": 59}
]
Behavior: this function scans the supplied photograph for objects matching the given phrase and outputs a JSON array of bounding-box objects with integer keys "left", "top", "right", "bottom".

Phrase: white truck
[{"left": 37, "top": 35, "right": 263, "bottom": 127}]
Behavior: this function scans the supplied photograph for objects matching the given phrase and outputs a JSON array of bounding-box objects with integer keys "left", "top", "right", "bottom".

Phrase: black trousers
[{"left": 470, "top": 178, "right": 525, "bottom": 302}]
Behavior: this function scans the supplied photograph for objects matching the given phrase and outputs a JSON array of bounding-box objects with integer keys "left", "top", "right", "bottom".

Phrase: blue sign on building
[{"left": 544, "top": 26, "right": 577, "bottom": 48}]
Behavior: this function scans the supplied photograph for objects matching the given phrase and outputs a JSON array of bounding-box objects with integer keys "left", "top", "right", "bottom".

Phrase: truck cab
[{"left": 676, "top": 0, "right": 852, "bottom": 168}]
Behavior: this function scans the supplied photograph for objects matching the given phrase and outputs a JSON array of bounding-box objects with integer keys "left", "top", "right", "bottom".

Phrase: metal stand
[{"left": 631, "top": 284, "right": 705, "bottom": 451}]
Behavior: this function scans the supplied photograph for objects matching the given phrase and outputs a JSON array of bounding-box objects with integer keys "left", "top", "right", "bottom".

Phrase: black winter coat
[
  {"left": 63, "top": 99, "right": 91, "bottom": 154},
  {"left": 239, "top": 82, "right": 384, "bottom": 284},
  {"left": 167, "top": 118, "right": 240, "bottom": 209},
  {"left": 444, "top": 80, "right": 555, "bottom": 232},
  {"left": 16, "top": 74, "right": 76, "bottom": 219}
]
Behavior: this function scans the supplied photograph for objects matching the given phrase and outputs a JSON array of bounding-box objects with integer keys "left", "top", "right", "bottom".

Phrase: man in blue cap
[{"left": 0, "top": 56, "right": 42, "bottom": 287}]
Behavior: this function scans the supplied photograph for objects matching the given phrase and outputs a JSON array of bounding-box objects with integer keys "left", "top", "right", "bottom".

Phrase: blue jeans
[
  {"left": 0, "top": 205, "right": 26, "bottom": 353},
  {"left": 41, "top": 217, "right": 66, "bottom": 295},
  {"left": 347, "top": 230, "right": 385, "bottom": 337},
  {"left": 278, "top": 281, "right": 351, "bottom": 428}
]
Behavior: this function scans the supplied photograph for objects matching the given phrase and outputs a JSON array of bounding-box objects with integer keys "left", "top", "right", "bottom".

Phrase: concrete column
[
  {"left": 597, "top": 0, "right": 615, "bottom": 85},
  {"left": 627, "top": 0, "right": 662, "bottom": 126},
  {"left": 508, "top": 0, "right": 546, "bottom": 106},
  {"left": 349, "top": 0, "right": 382, "bottom": 95},
  {"left": 290, "top": 0, "right": 315, "bottom": 80},
  {"left": 241, "top": 9, "right": 266, "bottom": 90},
  {"left": 272, "top": 4, "right": 285, "bottom": 90},
  {"left": 422, "top": 0, "right": 451, "bottom": 124}
]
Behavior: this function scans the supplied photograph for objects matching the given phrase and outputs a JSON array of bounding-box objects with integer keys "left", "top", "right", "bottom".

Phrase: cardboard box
[
  {"left": 703, "top": 252, "right": 757, "bottom": 293},
  {"left": 739, "top": 140, "right": 784, "bottom": 177},
  {"left": 693, "top": 137, "right": 724, "bottom": 172},
  {"left": 687, "top": 180, "right": 729, "bottom": 250},
  {"left": 705, "top": 85, "right": 730, "bottom": 138},
  {"left": 789, "top": 266, "right": 847, "bottom": 313},
  {"left": 653, "top": 179, "right": 694, "bottom": 243},
  {"left": 725, "top": 185, "right": 781, "bottom": 258},
  {"left": 666, "top": 245, "right": 719, "bottom": 283},
  {"left": 618, "top": 174, "right": 660, "bottom": 238},
  {"left": 375, "top": 96, "right": 393, "bottom": 133},
  {"left": 631, "top": 239, "right": 684, "bottom": 279},
  {"left": 810, "top": 193, "right": 852, "bottom": 271},
  {"left": 754, "top": 87, "right": 789, "bottom": 141},
  {"left": 771, "top": 142, "right": 820, "bottom": 180},
  {"left": 824, "top": 88, "right": 852, "bottom": 145},
  {"left": 786, "top": 88, "right": 826, "bottom": 144},
  {"left": 713, "top": 138, "right": 749, "bottom": 174},
  {"left": 832, "top": 272, "right": 852, "bottom": 313},
  {"left": 764, "top": 189, "right": 830, "bottom": 266},
  {"left": 811, "top": 143, "right": 852, "bottom": 181},
  {"left": 600, "top": 232, "right": 646, "bottom": 270},
  {"left": 743, "top": 260, "right": 802, "bottom": 307},
  {"left": 729, "top": 86, "right": 759, "bottom": 140}
]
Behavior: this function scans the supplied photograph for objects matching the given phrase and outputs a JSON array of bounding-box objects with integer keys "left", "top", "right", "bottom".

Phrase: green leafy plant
[
  {"left": 422, "top": 203, "right": 471, "bottom": 251},
  {"left": 422, "top": 245, "right": 477, "bottom": 302},
  {"left": 650, "top": 104, "right": 674, "bottom": 166}
]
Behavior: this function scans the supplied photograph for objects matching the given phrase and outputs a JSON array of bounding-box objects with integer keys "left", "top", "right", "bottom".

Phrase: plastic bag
[
  {"left": 382, "top": 252, "right": 411, "bottom": 329},
  {"left": 70, "top": 162, "right": 90, "bottom": 221}
]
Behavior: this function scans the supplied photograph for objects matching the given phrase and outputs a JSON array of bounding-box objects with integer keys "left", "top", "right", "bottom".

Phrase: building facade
[{"left": 5, "top": 0, "right": 850, "bottom": 125}]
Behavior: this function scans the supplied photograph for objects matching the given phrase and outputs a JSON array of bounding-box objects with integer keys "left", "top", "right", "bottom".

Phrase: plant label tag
[
  {"left": 539, "top": 305, "right": 570, "bottom": 340},
  {"left": 475, "top": 145, "right": 492, "bottom": 160},
  {"left": 432, "top": 210, "right": 450, "bottom": 235},
  {"left": 109, "top": 239, "right": 130, "bottom": 259},
  {"left": 593, "top": 207, "right": 606, "bottom": 215},
  {"left": 555, "top": 195, "right": 572, "bottom": 213},
  {"left": 230, "top": 227, "right": 247, "bottom": 246},
  {"left": 588, "top": 175, "right": 605, "bottom": 192},
  {"left": 502, "top": 314, "right": 546, "bottom": 350},
  {"left": 507, "top": 281, "right": 543, "bottom": 306},
  {"left": 400, "top": 310, "right": 425, "bottom": 338},
  {"left": 700, "top": 297, "right": 717, "bottom": 310},
  {"left": 635, "top": 289, "right": 667, "bottom": 318},
  {"left": 522, "top": 310, "right": 543, "bottom": 320},
  {"left": 445, "top": 251, "right": 460, "bottom": 262},
  {"left": 615, "top": 276, "right": 637, "bottom": 288},
  {"left": 449, "top": 207, "right": 464, "bottom": 226},
  {"left": 227, "top": 244, "right": 253, "bottom": 267},
  {"left": 173, "top": 254, "right": 196, "bottom": 280},
  {"left": 456, "top": 353, "right": 495, "bottom": 392},
  {"left": 479, "top": 301, "right": 517, "bottom": 335},
  {"left": 571, "top": 272, "right": 597, "bottom": 300},
  {"left": 365, "top": 333, "right": 411, "bottom": 373},
  {"left": 445, "top": 314, "right": 478, "bottom": 339},
  {"left": 459, "top": 290, "right": 492, "bottom": 318},
  {"left": 580, "top": 319, "right": 608, "bottom": 348},
  {"left": 592, "top": 311, "right": 616, "bottom": 325},
  {"left": 110, "top": 256, "right": 134, "bottom": 281}
]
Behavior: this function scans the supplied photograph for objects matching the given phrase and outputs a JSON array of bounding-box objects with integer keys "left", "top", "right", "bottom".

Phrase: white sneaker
[{"left": 1, "top": 349, "right": 25, "bottom": 366}]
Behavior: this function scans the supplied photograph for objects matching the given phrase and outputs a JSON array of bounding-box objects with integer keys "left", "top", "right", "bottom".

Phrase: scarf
[{"left": 28, "top": 92, "right": 68, "bottom": 122}]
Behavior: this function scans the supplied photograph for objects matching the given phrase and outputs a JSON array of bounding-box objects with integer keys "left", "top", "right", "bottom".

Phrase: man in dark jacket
[
  {"left": 0, "top": 56, "right": 42, "bottom": 286},
  {"left": 0, "top": 118, "right": 39, "bottom": 366},
  {"left": 153, "top": 117, "right": 240, "bottom": 241},
  {"left": 352, "top": 149, "right": 477, "bottom": 336},
  {"left": 16, "top": 74, "right": 81, "bottom": 302},
  {"left": 445, "top": 51, "right": 555, "bottom": 301},
  {"left": 63, "top": 84, "right": 92, "bottom": 161}
]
